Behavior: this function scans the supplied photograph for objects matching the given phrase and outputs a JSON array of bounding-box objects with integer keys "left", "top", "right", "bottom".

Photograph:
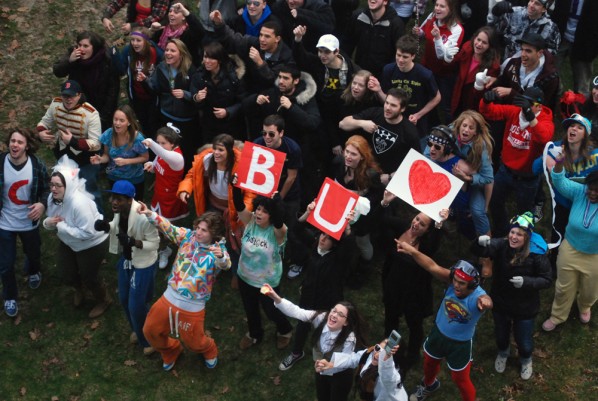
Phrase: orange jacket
[{"left": 177, "top": 147, "right": 255, "bottom": 232}]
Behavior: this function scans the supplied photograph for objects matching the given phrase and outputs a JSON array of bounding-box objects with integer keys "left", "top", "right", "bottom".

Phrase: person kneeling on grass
[
  {"left": 316, "top": 339, "right": 408, "bottom": 401},
  {"left": 138, "top": 203, "right": 231, "bottom": 371},
  {"left": 395, "top": 242, "right": 492, "bottom": 401}
]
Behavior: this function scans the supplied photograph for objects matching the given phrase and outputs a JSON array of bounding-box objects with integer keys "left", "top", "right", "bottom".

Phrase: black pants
[
  {"left": 238, "top": 278, "right": 293, "bottom": 341},
  {"left": 315, "top": 368, "right": 354, "bottom": 401}
]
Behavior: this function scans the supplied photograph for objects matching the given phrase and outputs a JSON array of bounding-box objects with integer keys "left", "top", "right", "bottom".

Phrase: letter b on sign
[{"left": 236, "top": 142, "right": 286, "bottom": 197}]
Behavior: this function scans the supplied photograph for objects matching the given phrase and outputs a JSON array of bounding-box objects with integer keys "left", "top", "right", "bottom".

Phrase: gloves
[
  {"left": 230, "top": 173, "right": 246, "bottom": 213},
  {"left": 514, "top": 95, "right": 537, "bottom": 122},
  {"left": 509, "top": 276, "right": 524, "bottom": 288},
  {"left": 483, "top": 90, "right": 497, "bottom": 104},
  {"left": 94, "top": 219, "right": 110, "bottom": 233},
  {"left": 474, "top": 69, "right": 490, "bottom": 91},
  {"left": 492, "top": 1, "right": 513, "bottom": 16},
  {"left": 270, "top": 193, "right": 285, "bottom": 229},
  {"left": 478, "top": 235, "right": 491, "bottom": 247},
  {"left": 548, "top": 145, "right": 563, "bottom": 159},
  {"left": 444, "top": 43, "right": 459, "bottom": 62}
]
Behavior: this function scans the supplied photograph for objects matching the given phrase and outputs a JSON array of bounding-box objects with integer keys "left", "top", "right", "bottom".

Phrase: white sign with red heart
[{"left": 387, "top": 149, "right": 464, "bottom": 222}]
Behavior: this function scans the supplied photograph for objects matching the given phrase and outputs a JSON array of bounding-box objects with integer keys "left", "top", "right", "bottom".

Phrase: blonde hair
[
  {"left": 167, "top": 38, "right": 193, "bottom": 76},
  {"left": 453, "top": 110, "right": 494, "bottom": 172}
]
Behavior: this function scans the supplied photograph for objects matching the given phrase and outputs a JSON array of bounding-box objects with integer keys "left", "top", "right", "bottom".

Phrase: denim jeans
[
  {"left": 469, "top": 186, "right": 490, "bottom": 235},
  {"left": 0, "top": 227, "right": 41, "bottom": 300},
  {"left": 117, "top": 257, "right": 157, "bottom": 348},
  {"left": 492, "top": 310, "right": 534, "bottom": 363},
  {"left": 490, "top": 164, "right": 540, "bottom": 237}
]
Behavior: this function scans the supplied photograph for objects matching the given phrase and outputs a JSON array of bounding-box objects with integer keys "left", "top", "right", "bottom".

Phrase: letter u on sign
[
  {"left": 236, "top": 141, "right": 286, "bottom": 197},
  {"left": 307, "top": 178, "right": 359, "bottom": 240}
]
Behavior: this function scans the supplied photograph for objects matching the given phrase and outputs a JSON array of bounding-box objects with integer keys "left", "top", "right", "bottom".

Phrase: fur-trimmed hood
[{"left": 274, "top": 71, "right": 317, "bottom": 106}]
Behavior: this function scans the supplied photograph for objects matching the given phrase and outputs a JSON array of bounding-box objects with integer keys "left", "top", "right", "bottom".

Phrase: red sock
[
  {"left": 422, "top": 353, "right": 441, "bottom": 387},
  {"left": 451, "top": 363, "right": 476, "bottom": 401}
]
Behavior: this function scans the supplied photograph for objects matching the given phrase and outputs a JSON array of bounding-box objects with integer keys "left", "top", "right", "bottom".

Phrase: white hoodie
[{"left": 43, "top": 156, "right": 108, "bottom": 251}]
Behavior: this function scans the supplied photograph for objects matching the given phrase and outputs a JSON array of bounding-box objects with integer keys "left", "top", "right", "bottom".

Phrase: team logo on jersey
[
  {"left": 444, "top": 299, "right": 471, "bottom": 324},
  {"left": 373, "top": 126, "right": 398, "bottom": 154}
]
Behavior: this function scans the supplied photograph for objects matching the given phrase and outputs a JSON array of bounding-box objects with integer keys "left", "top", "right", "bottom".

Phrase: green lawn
[{"left": 0, "top": 1, "right": 597, "bottom": 400}]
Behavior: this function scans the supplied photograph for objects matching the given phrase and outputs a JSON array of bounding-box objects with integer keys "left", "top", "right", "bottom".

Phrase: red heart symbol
[{"left": 409, "top": 160, "right": 451, "bottom": 205}]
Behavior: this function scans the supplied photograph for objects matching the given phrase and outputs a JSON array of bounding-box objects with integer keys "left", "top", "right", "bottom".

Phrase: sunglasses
[
  {"left": 261, "top": 130, "right": 277, "bottom": 138},
  {"left": 427, "top": 141, "right": 442, "bottom": 151},
  {"left": 532, "top": 102, "right": 541, "bottom": 107},
  {"left": 246, "top": 0, "right": 262, "bottom": 6},
  {"left": 593, "top": 76, "right": 598, "bottom": 87}
]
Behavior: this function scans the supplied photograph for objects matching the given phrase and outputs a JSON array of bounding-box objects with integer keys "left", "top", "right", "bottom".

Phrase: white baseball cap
[{"left": 316, "top": 34, "right": 339, "bottom": 51}]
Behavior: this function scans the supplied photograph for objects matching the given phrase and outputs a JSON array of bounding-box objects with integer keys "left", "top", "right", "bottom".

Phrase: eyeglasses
[
  {"left": 246, "top": 0, "right": 262, "bottom": 6},
  {"left": 49, "top": 183, "right": 64, "bottom": 189},
  {"left": 330, "top": 308, "right": 347, "bottom": 319},
  {"left": 261, "top": 130, "right": 277, "bottom": 138},
  {"left": 427, "top": 141, "right": 442, "bottom": 151}
]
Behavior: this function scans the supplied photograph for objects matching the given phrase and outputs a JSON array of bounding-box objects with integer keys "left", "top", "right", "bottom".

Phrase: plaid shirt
[
  {"left": 493, "top": 7, "right": 561, "bottom": 59},
  {"left": 101, "top": 0, "right": 169, "bottom": 28}
]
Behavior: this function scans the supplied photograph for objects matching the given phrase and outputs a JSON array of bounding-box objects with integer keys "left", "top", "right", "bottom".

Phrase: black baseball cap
[{"left": 61, "top": 80, "right": 82, "bottom": 97}]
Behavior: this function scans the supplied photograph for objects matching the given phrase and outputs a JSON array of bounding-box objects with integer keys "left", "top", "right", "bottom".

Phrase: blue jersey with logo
[{"left": 435, "top": 285, "right": 487, "bottom": 341}]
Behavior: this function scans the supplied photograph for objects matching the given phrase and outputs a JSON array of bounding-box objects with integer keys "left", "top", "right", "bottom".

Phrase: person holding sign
[
  {"left": 380, "top": 190, "right": 448, "bottom": 376},
  {"left": 254, "top": 115, "right": 304, "bottom": 278},
  {"left": 231, "top": 175, "right": 294, "bottom": 350},
  {"left": 330, "top": 135, "right": 384, "bottom": 288},
  {"left": 425, "top": 126, "right": 476, "bottom": 239},
  {"left": 339, "top": 87, "right": 420, "bottom": 176}
]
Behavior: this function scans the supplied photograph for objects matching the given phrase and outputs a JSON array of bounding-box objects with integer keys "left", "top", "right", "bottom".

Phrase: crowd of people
[{"left": 2, "top": 0, "right": 598, "bottom": 400}]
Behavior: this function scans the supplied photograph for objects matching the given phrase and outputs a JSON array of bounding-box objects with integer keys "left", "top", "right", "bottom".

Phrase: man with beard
[{"left": 339, "top": 88, "right": 419, "bottom": 184}]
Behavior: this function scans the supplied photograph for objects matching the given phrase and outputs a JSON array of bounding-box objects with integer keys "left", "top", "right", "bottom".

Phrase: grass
[{"left": 1, "top": 0, "right": 597, "bottom": 400}]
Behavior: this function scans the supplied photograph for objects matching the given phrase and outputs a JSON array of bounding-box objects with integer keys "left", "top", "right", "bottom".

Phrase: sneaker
[
  {"left": 4, "top": 300, "right": 18, "bottom": 317},
  {"left": 521, "top": 361, "right": 533, "bottom": 380},
  {"left": 542, "top": 318, "right": 559, "bottom": 332},
  {"left": 495, "top": 354, "right": 507, "bottom": 373},
  {"left": 163, "top": 346, "right": 183, "bottom": 371},
  {"left": 143, "top": 346, "right": 155, "bottom": 356},
  {"left": 409, "top": 379, "right": 440, "bottom": 401},
  {"left": 205, "top": 357, "right": 218, "bottom": 369},
  {"left": 88, "top": 296, "right": 113, "bottom": 319},
  {"left": 29, "top": 272, "right": 42, "bottom": 289},
  {"left": 532, "top": 203, "right": 544, "bottom": 223},
  {"left": 276, "top": 331, "right": 292, "bottom": 350},
  {"left": 130, "top": 332, "right": 138, "bottom": 344},
  {"left": 279, "top": 351, "right": 305, "bottom": 371},
  {"left": 287, "top": 264, "right": 303, "bottom": 279},
  {"left": 158, "top": 247, "right": 173, "bottom": 269},
  {"left": 580, "top": 310, "right": 591, "bottom": 324},
  {"left": 239, "top": 333, "right": 258, "bottom": 350}
]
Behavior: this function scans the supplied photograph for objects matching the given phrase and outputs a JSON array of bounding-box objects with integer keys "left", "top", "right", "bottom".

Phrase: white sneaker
[
  {"left": 495, "top": 354, "right": 507, "bottom": 373},
  {"left": 159, "top": 247, "right": 173, "bottom": 269},
  {"left": 287, "top": 264, "right": 303, "bottom": 279},
  {"left": 521, "top": 361, "right": 533, "bottom": 380}
]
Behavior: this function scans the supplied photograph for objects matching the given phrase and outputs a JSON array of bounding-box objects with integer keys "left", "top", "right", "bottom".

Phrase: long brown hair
[
  {"left": 470, "top": 26, "right": 500, "bottom": 71},
  {"left": 341, "top": 70, "right": 377, "bottom": 106},
  {"left": 436, "top": 0, "right": 461, "bottom": 28},
  {"left": 129, "top": 28, "right": 154, "bottom": 75},
  {"left": 112, "top": 105, "right": 141, "bottom": 148},
  {"left": 344, "top": 135, "right": 381, "bottom": 192},
  {"left": 207, "top": 133, "right": 235, "bottom": 183},
  {"left": 453, "top": 110, "right": 494, "bottom": 171},
  {"left": 311, "top": 301, "right": 367, "bottom": 354},
  {"left": 562, "top": 124, "right": 591, "bottom": 173},
  {"left": 509, "top": 228, "right": 530, "bottom": 266}
]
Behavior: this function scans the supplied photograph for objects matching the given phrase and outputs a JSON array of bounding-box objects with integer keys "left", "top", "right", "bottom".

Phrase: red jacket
[
  {"left": 450, "top": 40, "right": 500, "bottom": 115},
  {"left": 479, "top": 100, "right": 554, "bottom": 174},
  {"left": 420, "top": 14, "right": 464, "bottom": 77}
]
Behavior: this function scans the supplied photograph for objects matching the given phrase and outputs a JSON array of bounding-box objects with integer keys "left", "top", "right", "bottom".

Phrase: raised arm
[{"left": 395, "top": 240, "right": 451, "bottom": 283}]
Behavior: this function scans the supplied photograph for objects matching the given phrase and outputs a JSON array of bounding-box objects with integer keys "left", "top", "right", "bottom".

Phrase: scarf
[
  {"left": 242, "top": 5, "right": 272, "bottom": 37},
  {"left": 158, "top": 22, "right": 189, "bottom": 50}
]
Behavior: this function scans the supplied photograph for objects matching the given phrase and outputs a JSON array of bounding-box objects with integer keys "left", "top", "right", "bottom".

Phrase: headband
[
  {"left": 428, "top": 134, "right": 451, "bottom": 146},
  {"left": 131, "top": 31, "right": 150, "bottom": 41}
]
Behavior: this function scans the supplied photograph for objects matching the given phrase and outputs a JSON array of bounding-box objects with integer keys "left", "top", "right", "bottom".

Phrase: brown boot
[{"left": 89, "top": 295, "right": 112, "bottom": 318}]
